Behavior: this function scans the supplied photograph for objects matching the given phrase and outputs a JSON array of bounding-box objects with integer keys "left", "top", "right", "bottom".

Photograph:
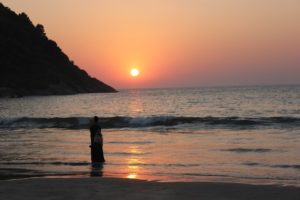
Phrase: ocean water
[{"left": 0, "top": 86, "right": 300, "bottom": 185}]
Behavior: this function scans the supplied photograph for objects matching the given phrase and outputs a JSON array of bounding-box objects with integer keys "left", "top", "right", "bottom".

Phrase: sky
[{"left": 2, "top": 0, "right": 300, "bottom": 89}]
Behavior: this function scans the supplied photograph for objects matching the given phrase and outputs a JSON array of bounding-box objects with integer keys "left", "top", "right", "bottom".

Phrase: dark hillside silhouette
[{"left": 0, "top": 3, "right": 116, "bottom": 97}]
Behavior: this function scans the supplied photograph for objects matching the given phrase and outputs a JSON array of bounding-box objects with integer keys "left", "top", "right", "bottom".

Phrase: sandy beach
[{"left": 0, "top": 178, "right": 299, "bottom": 200}]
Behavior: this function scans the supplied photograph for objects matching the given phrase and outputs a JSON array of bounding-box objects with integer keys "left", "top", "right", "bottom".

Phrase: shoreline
[
  {"left": 1, "top": 168, "right": 300, "bottom": 187},
  {"left": 1, "top": 177, "right": 299, "bottom": 200}
]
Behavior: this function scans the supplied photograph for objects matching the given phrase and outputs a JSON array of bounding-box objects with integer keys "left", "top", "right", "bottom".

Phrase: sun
[{"left": 130, "top": 68, "right": 139, "bottom": 77}]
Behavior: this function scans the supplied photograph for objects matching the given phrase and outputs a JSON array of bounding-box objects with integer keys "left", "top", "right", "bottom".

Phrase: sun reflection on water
[
  {"left": 125, "top": 145, "right": 144, "bottom": 179},
  {"left": 127, "top": 173, "right": 137, "bottom": 179},
  {"left": 129, "top": 90, "right": 143, "bottom": 114}
]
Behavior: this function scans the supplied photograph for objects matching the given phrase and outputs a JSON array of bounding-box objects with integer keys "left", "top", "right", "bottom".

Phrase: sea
[{"left": 0, "top": 86, "right": 299, "bottom": 186}]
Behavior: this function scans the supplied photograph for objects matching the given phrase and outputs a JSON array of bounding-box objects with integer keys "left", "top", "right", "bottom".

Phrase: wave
[
  {"left": 0, "top": 161, "right": 200, "bottom": 168},
  {"left": 3, "top": 160, "right": 300, "bottom": 170},
  {"left": 107, "top": 152, "right": 149, "bottom": 156},
  {"left": 243, "top": 162, "right": 300, "bottom": 169},
  {"left": 107, "top": 141, "right": 153, "bottom": 144},
  {"left": 0, "top": 116, "right": 299, "bottom": 129},
  {"left": 0, "top": 161, "right": 91, "bottom": 166},
  {"left": 221, "top": 148, "right": 273, "bottom": 153}
]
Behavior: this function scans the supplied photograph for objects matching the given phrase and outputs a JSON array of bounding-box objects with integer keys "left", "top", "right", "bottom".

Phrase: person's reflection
[{"left": 90, "top": 162, "right": 104, "bottom": 177}]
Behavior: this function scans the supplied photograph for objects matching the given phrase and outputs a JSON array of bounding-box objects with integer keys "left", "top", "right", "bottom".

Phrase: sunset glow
[{"left": 2, "top": 0, "right": 299, "bottom": 89}]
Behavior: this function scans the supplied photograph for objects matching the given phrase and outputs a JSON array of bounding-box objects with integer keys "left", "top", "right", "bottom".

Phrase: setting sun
[{"left": 130, "top": 68, "right": 140, "bottom": 77}]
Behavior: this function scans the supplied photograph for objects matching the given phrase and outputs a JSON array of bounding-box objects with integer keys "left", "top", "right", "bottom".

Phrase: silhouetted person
[
  {"left": 90, "top": 116, "right": 105, "bottom": 163},
  {"left": 90, "top": 162, "right": 104, "bottom": 177}
]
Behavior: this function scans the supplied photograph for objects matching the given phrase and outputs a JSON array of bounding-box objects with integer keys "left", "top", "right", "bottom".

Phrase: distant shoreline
[{"left": 0, "top": 90, "right": 118, "bottom": 98}]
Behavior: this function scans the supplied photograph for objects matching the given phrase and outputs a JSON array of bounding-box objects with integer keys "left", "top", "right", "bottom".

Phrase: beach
[{"left": 1, "top": 177, "right": 299, "bottom": 200}]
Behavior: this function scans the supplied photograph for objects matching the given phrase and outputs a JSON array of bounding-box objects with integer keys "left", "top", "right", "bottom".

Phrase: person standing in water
[{"left": 90, "top": 116, "right": 105, "bottom": 163}]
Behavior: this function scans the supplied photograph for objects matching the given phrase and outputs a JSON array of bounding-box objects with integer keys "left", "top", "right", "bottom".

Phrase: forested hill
[{"left": 0, "top": 3, "right": 117, "bottom": 97}]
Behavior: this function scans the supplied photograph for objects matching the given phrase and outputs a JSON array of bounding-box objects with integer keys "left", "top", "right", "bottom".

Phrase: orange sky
[{"left": 2, "top": 0, "right": 300, "bottom": 89}]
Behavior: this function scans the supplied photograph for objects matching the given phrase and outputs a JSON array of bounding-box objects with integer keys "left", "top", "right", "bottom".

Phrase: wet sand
[{"left": 0, "top": 178, "right": 299, "bottom": 200}]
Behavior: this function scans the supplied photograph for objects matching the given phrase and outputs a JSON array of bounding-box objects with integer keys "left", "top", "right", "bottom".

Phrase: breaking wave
[{"left": 0, "top": 116, "right": 299, "bottom": 129}]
